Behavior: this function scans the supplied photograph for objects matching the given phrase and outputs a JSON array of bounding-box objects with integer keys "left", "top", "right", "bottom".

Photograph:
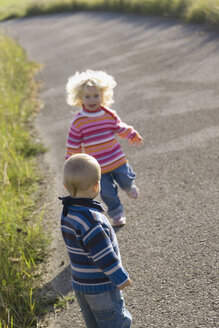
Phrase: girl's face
[{"left": 82, "top": 85, "right": 101, "bottom": 111}]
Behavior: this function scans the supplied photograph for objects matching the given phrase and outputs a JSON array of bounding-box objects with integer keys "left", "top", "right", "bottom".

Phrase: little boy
[{"left": 60, "top": 154, "right": 132, "bottom": 328}]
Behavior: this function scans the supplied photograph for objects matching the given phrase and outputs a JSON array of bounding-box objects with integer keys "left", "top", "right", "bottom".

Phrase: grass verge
[
  {"left": 0, "top": 34, "right": 48, "bottom": 328},
  {"left": 0, "top": 0, "right": 219, "bottom": 26}
]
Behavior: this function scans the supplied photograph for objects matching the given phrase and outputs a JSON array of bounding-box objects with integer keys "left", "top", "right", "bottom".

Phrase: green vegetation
[
  {"left": 54, "top": 295, "right": 75, "bottom": 312},
  {"left": 0, "top": 34, "right": 48, "bottom": 327},
  {"left": 0, "top": 0, "right": 219, "bottom": 26}
]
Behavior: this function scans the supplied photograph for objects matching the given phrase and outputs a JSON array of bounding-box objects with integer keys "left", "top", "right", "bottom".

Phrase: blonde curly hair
[{"left": 66, "top": 69, "right": 117, "bottom": 107}]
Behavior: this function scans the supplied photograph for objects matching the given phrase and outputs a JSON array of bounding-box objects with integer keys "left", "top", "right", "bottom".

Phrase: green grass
[
  {"left": 0, "top": 34, "right": 48, "bottom": 328},
  {"left": 0, "top": 0, "right": 219, "bottom": 26}
]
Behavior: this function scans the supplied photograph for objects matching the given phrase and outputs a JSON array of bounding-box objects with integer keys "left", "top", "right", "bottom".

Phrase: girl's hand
[{"left": 129, "top": 133, "right": 143, "bottom": 146}]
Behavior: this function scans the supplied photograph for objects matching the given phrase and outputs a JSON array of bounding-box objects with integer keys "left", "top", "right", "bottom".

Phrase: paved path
[{"left": 1, "top": 12, "right": 219, "bottom": 328}]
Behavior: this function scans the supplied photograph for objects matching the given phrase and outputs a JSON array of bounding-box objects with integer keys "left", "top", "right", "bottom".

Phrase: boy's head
[
  {"left": 66, "top": 69, "right": 116, "bottom": 108},
  {"left": 63, "top": 154, "right": 101, "bottom": 198}
]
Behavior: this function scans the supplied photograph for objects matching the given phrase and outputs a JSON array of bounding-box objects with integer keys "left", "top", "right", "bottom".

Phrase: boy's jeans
[
  {"left": 100, "top": 163, "right": 136, "bottom": 218},
  {"left": 75, "top": 288, "right": 132, "bottom": 328}
]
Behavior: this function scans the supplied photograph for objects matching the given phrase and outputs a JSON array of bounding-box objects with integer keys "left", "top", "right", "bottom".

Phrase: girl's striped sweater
[
  {"left": 65, "top": 107, "right": 140, "bottom": 173},
  {"left": 60, "top": 197, "right": 129, "bottom": 294}
]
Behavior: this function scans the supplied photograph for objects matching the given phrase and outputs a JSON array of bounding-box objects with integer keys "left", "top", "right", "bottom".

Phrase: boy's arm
[
  {"left": 113, "top": 114, "right": 143, "bottom": 146},
  {"left": 65, "top": 121, "right": 83, "bottom": 159},
  {"left": 118, "top": 278, "right": 132, "bottom": 290},
  {"left": 83, "top": 223, "right": 131, "bottom": 289}
]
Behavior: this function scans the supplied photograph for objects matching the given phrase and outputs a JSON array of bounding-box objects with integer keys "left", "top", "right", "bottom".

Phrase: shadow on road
[{"left": 37, "top": 265, "right": 72, "bottom": 312}]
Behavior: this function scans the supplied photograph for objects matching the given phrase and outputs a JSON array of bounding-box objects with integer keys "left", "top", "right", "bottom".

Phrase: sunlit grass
[
  {"left": 0, "top": 0, "right": 219, "bottom": 25},
  {"left": 0, "top": 34, "right": 48, "bottom": 328}
]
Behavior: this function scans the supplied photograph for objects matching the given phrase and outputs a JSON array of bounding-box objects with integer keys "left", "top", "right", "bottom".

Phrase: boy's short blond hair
[
  {"left": 63, "top": 154, "right": 101, "bottom": 197},
  {"left": 66, "top": 69, "right": 117, "bottom": 107}
]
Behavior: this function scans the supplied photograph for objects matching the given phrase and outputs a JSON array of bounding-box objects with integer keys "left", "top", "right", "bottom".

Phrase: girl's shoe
[
  {"left": 112, "top": 215, "right": 126, "bottom": 227},
  {"left": 126, "top": 185, "right": 139, "bottom": 199}
]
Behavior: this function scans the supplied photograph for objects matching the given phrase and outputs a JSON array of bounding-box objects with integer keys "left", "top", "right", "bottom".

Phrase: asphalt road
[{"left": 1, "top": 12, "right": 219, "bottom": 328}]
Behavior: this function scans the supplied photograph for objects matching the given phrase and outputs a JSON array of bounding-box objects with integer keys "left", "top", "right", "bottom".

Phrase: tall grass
[
  {"left": 0, "top": 34, "right": 47, "bottom": 327},
  {"left": 0, "top": 0, "right": 219, "bottom": 26}
]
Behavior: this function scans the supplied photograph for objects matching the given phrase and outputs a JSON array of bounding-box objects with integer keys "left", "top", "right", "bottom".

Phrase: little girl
[{"left": 65, "top": 69, "right": 143, "bottom": 227}]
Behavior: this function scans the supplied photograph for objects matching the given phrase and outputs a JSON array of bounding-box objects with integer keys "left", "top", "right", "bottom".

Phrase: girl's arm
[
  {"left": 113, "top": 114, "right": 143, "bottom": 146},
  {"left": 65, "top": 122, "right": 83, "bottom": 159}
]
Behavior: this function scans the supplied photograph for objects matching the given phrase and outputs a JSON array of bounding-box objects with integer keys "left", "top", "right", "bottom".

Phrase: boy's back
[{"left": 60, "top": 196, "right": 128, "bottom": 294}]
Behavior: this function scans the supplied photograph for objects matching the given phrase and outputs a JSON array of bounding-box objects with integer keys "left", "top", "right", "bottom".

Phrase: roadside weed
[
  {"left": 0, "top": 34, "right": 47, "bottom": 327},
  {"left": 54, "top": 296, "right": 75, "bottom": 312},
  {"left": 0, "top": 0, "right": 219, "bottom": 26}
]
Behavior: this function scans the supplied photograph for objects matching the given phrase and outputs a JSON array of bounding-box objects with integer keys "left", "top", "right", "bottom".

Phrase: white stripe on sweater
[
  {"left": 83, "top": 225, "right": 100, "bottom": 243},
  {"left": 68, "top": 214, "right": 89, "bottom": 230},
  {"left": 105, "top": 263, "right": 121, "bottom": 275},
  {"left": 71, "top": 263, "right": 102, "bottom": 273},
  {"left": 84, "top": 135, "right": 115, "bottom": 146},
  {"left": 93, "top": 247, "right": 114, "bottom": 262},
  {"left": 61, "top": 224, "right": 76, "bottom": 235},
  {"left": 66, "top": 246, "right": 89, "bottom": 255},
  {"left": 100, "top": 153, "right": 125, "bottom": 166}
]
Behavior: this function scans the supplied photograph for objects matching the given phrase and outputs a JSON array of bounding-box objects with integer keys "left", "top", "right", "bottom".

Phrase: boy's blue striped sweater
[{"left": 60, "top": 196, "right": 129, "bottom": 294}]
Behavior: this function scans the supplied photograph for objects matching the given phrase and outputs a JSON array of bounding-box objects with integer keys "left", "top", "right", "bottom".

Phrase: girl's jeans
[
  {"left": 75, "top": 288, "right": 132, "bottom": 328},
  {"left": 100, "top": 163, "right": 136, "bottom": 218}
]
